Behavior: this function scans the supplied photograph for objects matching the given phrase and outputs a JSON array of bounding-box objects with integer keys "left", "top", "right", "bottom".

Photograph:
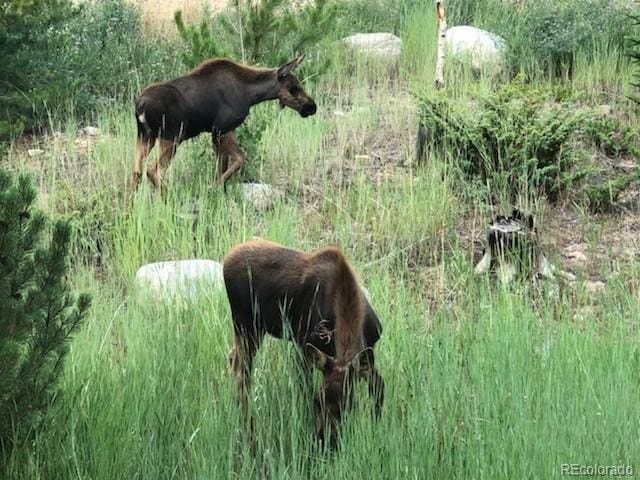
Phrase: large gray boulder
[
  {"left": 342, "top": 32, "right": 402, "bottom": 60},
  {"left": 135, "top": 259, "right": 224, "bottom": 304},
  {"left": 445, "top": 26, "right": 506, "bottom": 73}
]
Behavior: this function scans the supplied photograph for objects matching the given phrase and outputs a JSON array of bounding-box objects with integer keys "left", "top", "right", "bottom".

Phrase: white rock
[
  {"left": 135, "top": 259, "right": 224, "bottom": 303},
  {"left": 241, "top": 183, "right": 282, "bottom": 211},
  {"left": 27, "top": 149, "right": 44, "bottom": 157},
  {"left": 445, "top": 26, "right": 506, "bottom": 72},
  {"left": 563, "top": 244, "right": 588, "bottom": 265},
  {"left": 585, "top": 280, "right": 605, "bottom": 294},
  {"left": 342, "top": 32, "right": 402, "bottom": 59},
  {"left": 80, "top": 126, "right": 100, "bottom": 136}
]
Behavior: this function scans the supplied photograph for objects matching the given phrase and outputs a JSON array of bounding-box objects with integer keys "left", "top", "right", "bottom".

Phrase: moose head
[
  {"left": 275, "top": 55, "right": 317, "bottom": 118},
  {"left": 306, "top": 344, "right": 374, "bottom": 448}
]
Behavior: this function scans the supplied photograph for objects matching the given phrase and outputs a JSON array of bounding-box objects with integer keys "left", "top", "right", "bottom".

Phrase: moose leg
[
  {"left": 229, "top": 332, "right": 262, "bottom": 449},
  {"left": 132, "top": 135, "right": 156, "bottom": 192},
  {"left": 215, "top": 132, "right": 245, "bottom": 185},
  {"left": 146, "top": 138, "right": 178, "bottom": 192},
  {"left": 366, "top": 367, "right": 385, "bottom": 418},
  {"left": 212, "top": 132, "right": 229, "bottom": 180}
]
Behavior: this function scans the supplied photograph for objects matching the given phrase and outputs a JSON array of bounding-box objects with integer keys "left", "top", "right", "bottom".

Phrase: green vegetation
[
  {"left": 416, "top": 79, "right": 639, "bottom": 210},
  {"left": 630, "top": 11, "right": 640, "bottom": 104},
  {"left": 175, "top": 0, "right": 337, "bottom": 68},
  {"left": 1, "top": 0, "right": 639, "bottom": 478},
  {"left": 0, "top": 0, "right": 180, "bottom": 143},
  {"left": 476, "top": 0, "right": 632, "bottom": 79},
  {"left": 0, "top": 169, "right": 90, "bottom": 451}
]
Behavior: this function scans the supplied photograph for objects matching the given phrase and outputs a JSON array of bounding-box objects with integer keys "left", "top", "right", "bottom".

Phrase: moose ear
[
  {"left": 277, "top": 55, "right": 305, "bottom": 80},
  {"left": 350, "top": 347, "right": 374, "bottom": 375},
  {"left": 305, "top": 343, "right": 333, "bottom": 373}
]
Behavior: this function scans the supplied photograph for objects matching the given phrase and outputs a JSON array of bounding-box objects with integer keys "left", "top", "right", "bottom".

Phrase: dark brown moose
[
  {"left": 223, "top": 240, "right": 384, "bottom": 448},
  {"left": 132, "top": 55, "right": 316, "bottom": 192}
]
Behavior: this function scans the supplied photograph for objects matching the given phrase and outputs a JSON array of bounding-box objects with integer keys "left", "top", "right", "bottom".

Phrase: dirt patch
[{"left": 129, "top": 0, "right": 229, "bottom": 32}]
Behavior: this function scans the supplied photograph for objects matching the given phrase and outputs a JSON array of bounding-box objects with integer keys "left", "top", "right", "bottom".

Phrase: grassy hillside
[{"left": 2, "top": 1, "right": 639, "bottom": 478}]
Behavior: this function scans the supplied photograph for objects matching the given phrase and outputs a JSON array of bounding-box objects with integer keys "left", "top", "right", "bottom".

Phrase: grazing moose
[
  {"left": 132, "top": 55, "right": 317, "bottom": 192},
  {"left": 223, "top": 240, "right": 384, "bottom": 448}
]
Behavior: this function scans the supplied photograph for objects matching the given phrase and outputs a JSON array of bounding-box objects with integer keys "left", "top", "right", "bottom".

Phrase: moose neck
[{"left": 244, "top": 71, "right": 279, "bottom": 106}]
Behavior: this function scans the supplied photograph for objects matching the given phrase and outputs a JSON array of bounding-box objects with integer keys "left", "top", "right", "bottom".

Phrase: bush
[
  {"left": 0, "top": 168, "right": 90, "bottom": 451},
  {"left": 415, "top": 78, "right": 638, "bottom": 210},
  {"left": 0, "top": 0, "right": 181, "bottom": 142},
  {"left": 175, "top": 0, "right": 336, "bottom": 68},
  {"left": 0, "top": 0, "right": 76, "bottom": 140},
  {"left": 417, "top": 80, "right": 584, "bottom": 198},
  {"left": 57, "top": 0, "right": 180, "bottom": 112}
]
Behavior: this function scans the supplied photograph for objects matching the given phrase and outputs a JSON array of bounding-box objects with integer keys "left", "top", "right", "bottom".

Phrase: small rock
[
  {"left": 615, "top": 158, "right": 636, "bottom": 172},
  {"left": 135, "top": 259, "right": 224, "bottom": 304},
  {"left": 585, "top": 280, "right": 605, "bottom": 294},
  {"left": 80, "top": 126, "right": 100, "bottom": 136},
  {"left": 343, "top": 32, "right": 402, "bottom": 59},
  {"left": 556, "top": 270, "right": 576, "bottom": 283},
  {"left": 574, "top": 306, "right": 595, "bottom": 321},
  {"left": 241, "top": 183, "right": 282, "bottom": 211},
  {"left": 176, "top": 199, "right": 200, "bottom": 223},
  {"left": 563, "top": 244, "right": 588, "bottom": 265},
  {"left": 27, "top": 149, "right": 44, "bottom": 157},
  {"left": 445, "top": 26, "right": 506, "bottom": 73},
  {"left": 333, "top": 110, "right": 346, "bottom": 117}
]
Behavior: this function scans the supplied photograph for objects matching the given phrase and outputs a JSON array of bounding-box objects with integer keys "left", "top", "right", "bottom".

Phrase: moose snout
[{"left": 300, "top": 102, "right": 317, "bottom": 117}]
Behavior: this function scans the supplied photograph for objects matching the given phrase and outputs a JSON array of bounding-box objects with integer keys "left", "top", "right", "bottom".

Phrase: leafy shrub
[
  {"left": 175, "top": 0, "right": 336, "bottom": 68},
  {"left": 584, "top": 117, "right": 639, "bottom": 159},
  {"left": 0, "top": 0, "right": 76, "bottom": 140},
  {"left": 415, "top": 78, "right": 638, "bottom": 210},
  {"left": 416, "top": 79, "right": 584, "bottom": 198},
  {"left": 0, "top": 168, "right": 90, "bottom": 451},
  {"left": 0, "top": 0, "right": 180, "bottom": 142},
  {"left": 57, "top": 0, "right": 180, "bottom": 112},
  {"left": 580, "top": 117, "right": 639, "bottom": 211}
]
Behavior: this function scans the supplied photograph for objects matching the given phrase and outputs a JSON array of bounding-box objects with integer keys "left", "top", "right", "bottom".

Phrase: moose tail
[{"left": 135, "top": 98, "right": 153, "bottom": 137}]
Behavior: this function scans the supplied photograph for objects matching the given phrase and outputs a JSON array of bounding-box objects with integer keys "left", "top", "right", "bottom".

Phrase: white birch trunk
[{"left": 435, "top": 1, "right": 447, "bottom": 89}]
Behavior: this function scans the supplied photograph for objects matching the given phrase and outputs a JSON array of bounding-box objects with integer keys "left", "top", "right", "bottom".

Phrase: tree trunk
[{"left": 435, "top": 1, "right": 446, "bottom": 89}]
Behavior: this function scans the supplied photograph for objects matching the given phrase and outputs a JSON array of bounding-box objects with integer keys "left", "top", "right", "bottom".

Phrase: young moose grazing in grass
[
  {"left": 132, "top": 55, "right": 316, "bottom": 192},
  {"left": 223, "top": 240, "right": 384, "bottom": 448}
]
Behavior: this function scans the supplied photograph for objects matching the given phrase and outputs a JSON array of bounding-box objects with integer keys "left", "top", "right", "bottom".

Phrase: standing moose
[
  {"left": 132, "top": 55, "right": 316, "bottom": 192},
  {"left": 223, "top": 240, "right": 384, "bottom": 448}
]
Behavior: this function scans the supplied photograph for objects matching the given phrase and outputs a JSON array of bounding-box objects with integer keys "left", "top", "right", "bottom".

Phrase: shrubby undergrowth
[
  {"left": 0, "top": 168, "right": 90, "bottom": 453},
  {"left": 415, "top": 78, "right": 639, "bottom": 210},
  {"left": 0, "top": 0, "right": 180, "bottom": 142}
]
